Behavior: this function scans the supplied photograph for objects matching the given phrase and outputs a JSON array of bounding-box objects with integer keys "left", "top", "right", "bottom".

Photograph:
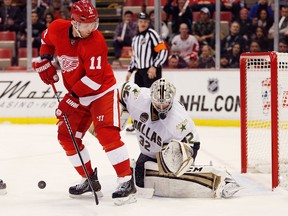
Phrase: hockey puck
[{"left": 38, "top": 181, "right": 46, "bottom": 189}]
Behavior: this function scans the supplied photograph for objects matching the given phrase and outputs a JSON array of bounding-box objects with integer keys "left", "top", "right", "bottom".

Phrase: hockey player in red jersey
[{"left": 32, "top": 0, "right": 136, "bottom": 205}]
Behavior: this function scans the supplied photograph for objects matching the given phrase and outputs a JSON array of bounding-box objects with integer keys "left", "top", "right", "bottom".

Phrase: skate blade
[
  {"left": 113, "top": 194, "right": 137, "bottom": 206},
  {"left": 69, "top": 190, "right": 103, "bottom": 199}
]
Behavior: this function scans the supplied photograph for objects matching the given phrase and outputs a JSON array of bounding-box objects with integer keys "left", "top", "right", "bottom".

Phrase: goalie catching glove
[
  {"left": 156, "top": 139, "right": 194, "bottom": 177},
  {"left": 32, "top": 59, "right": 59, "bottom": 85},
  {"left": 55, "top": 93, "right": 79, "bottom": 119}
]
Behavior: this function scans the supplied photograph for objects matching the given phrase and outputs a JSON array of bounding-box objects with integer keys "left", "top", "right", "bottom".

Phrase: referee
[{"left": 126, "top": 12, "right": 168, "bottom": 88}]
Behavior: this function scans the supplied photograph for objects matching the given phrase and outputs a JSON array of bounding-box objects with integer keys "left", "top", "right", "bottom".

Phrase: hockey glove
[
  {"left": 32, "top": 59, "right": 59, "bottom": 85},
  {"left": 55, "top": 93, "right": 79, "bottom": 119}
]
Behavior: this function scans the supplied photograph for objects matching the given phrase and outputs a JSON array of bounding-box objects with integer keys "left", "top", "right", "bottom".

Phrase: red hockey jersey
[
  {"left": 40, "top": 19, "right": 116, "bottom": 106},
  {"left": 71, "top": 30, "right": 117, "bottom": 106}
]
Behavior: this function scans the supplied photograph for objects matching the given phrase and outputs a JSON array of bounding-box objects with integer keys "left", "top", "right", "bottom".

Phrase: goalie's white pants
[{"left": 144, "top": 161, "right": 236, "bottom": 198}]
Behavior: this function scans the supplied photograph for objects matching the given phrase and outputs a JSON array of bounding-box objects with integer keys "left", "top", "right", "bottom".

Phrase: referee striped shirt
[{"left": 128, "top": 28, "right": 168, "bottom": 72}]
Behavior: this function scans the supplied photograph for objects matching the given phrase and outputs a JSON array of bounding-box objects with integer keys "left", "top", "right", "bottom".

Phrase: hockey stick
[{"left": 50, "top": 82, "right": 99, "bottom": 205}]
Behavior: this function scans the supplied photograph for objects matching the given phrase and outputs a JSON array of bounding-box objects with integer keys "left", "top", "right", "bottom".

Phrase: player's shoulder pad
[{"left": 119, "top": 81, "right": 140, "bottom": 105}]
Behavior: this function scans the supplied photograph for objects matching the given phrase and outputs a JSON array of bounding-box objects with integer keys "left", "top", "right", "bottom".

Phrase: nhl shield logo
[{"left": 208, "top": 79, "right": 219, "bottom": 93}]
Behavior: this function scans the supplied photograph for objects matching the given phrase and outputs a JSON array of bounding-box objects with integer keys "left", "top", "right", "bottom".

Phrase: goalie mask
[
  {"left": 71, "top": 0, "right": 99, "bottom": 38},
  {"left": 151, "top": 78, "right": 176, "bottom": 120}
]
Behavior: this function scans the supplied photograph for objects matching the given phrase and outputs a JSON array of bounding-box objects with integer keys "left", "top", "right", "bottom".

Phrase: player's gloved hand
[
  {"left": 55, "top": 93, "right": 79, "bottom": 119},
  {"left": 32, "top": 59, "right": 59, "bottom": 85}
]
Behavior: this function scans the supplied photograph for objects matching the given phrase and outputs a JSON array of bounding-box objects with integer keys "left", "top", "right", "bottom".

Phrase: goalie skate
[
  {"left": 69, "top": 168, "right": 103, "bottom": 198},
  {"left": 215, "top": 177, "right": 242, "bottom": 198},
  {"left": 112, "top": 176, "right": 137, "bottom": 206}
]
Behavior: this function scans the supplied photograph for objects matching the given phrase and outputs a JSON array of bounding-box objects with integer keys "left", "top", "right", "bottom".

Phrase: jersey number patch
[{"left": 89, "top": 56, "right": 102, "bottom": 69}]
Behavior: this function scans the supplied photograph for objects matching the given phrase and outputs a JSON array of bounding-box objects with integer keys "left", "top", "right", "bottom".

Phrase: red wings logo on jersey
[{"left": 58, "top": 55, "right": 79, "bottom": 72}]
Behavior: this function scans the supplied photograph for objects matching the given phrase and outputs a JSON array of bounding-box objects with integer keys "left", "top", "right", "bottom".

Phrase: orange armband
[{"left": 154, "top": 43, "right": 167, "bottom": 52}]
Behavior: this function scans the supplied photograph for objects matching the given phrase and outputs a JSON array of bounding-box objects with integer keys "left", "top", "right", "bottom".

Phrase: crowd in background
[
  {"left": 112, "top": 0, "right": 288, "bottom": 69},
  {"left": 1, "top": 0, "right": 288, "bottom": 69},
  {"left": 0, "top": 0, "right": 74, "bottom": 55}
]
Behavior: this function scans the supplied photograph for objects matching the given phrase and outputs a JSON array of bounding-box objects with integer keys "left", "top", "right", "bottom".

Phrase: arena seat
[
  {"left": 18, "top": 48, "right": 39, "bottom": 67},
  {"left": 0, "top": 48, "right": 12, "bottom": 70},
  {"left": 0, "top": 31, "right": 16, "bottom": 57}
]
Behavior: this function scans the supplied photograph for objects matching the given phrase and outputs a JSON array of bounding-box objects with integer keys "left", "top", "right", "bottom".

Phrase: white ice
[{"left": 0, "top": 124, "right": 287, "bottom": 216}]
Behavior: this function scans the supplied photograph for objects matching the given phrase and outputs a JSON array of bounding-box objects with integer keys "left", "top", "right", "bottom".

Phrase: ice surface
[{"left": 0, "top": 124, "right": 287, "bottom": 216}]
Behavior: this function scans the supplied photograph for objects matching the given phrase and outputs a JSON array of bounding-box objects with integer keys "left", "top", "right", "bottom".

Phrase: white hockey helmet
[{"left": 150, "top": 78, "right": 176, "bottom": 119}]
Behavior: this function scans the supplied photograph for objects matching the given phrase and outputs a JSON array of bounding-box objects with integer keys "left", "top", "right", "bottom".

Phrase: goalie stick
[{"left": 50, "top": 82, "right": 99, "bottom": 205}]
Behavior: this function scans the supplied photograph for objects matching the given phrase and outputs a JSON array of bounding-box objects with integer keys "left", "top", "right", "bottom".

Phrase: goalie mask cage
[{"left": 240, "top": 52, "right": 288, "bottom": 190}]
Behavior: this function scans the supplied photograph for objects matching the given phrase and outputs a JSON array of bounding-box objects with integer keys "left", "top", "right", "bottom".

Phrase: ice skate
[
  {"left": 126, "top": 124, "right": 135, "bottom": 133},
  {"left": 112, "top": 176, "right": 137, "bottom": 206},
  {"left": 215, "top": 177, "right": 242, "bottom": 198},
  {"left": 69, "top": 168, "right": 102, "bottom": 198}
]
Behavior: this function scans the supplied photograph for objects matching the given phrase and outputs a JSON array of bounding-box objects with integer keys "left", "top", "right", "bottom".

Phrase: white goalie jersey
[{"left": 119, "top": 82, "right": 200, "bottom": 159}]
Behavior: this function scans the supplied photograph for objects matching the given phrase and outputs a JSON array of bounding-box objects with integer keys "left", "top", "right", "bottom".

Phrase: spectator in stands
[
  {"left": 163, "top": 0, "right": 193, "bottom": 35},
  {"left": 248, "top": 0, "right": 273, "bottom": 21},
  {"left": 220, "top": 55, "right": 229, "bottom": 68},
  {"left": 256, "top": 8, "right": 273, "bottom": 34},
  {"left": 193, "top": 7, "right": 215, "bottom": 48},
  {"left": 251, "top": 26, "right": 270, "bottom": 52},
  {"left": 44, "top": 12, "right": 54, "bottom": 28},
  {"left": 190, "top": 0, "right": 215, "bottom": 15},
  {"left": 169, "top": 44, "right": 187, "bottom": 68},
  {"left": 221, "top": 21, "right": 248, "bottom": 55},
  {"left": 148, "top": 10, "right": 169, "bottom": 42},
  {"left": 186, "top": 52, "right": 199, "bottom": 68},
  {"left": 18, "top": 11, "right": 46, "bottom": 51},
  {"left": 0, "top": 0, "right": 21, "bottom": 31},
  {"left": 249, "top": 40, "right": 262, "bottom": 52},
  {"left": 236, "top": 8, "right": 253, "bottom": 42},
  {"left": 198, "top": 44, "right": 215, "bottom": 68},
  {"left": 220, "top": 42, "right": 241, "bottom": 68},
  {"left": 221, "top": 0, "right": 246, "bottom": 21},
  {"left": 171, "top": 22, "right": 199, "bottom": 62},
  {"left": 166, "top": 54, "right": 180, "bottom": 68},
  {"left": 113, "top": 10, "right": 137, "bottom": 59},
  {"left": 45, "top": 0, "right": 69, "bottom": 20},
  {"left": 278, "top": 38, "right": 288, "bottom": 53},
  {"left": 41, "top": 0, "right": 50, "bottom": 8},
  {"left": 268, "top": 6, "right": 288, "bottom": 40},
  {"left": 31, "top": 0, "right": 47, "bottom": 23},
  {"left": 111, "top": 59, "right": 123, "bottom": 69}
]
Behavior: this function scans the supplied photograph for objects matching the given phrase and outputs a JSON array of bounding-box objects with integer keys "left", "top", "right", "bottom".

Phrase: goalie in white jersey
[{"left": 119, "top": 78, "right": 242, "bottom": 198}]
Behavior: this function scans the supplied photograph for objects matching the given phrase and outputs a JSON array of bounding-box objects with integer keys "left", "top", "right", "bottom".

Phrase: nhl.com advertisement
[{"left": 0, "top": 70, "right": 240, "bottom": 122}]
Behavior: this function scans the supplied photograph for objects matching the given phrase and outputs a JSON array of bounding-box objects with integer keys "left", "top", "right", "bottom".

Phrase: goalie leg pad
[
  {"left": 144, "top": 161, "right": 215, "bottom": 198},
  {"left": 144, "top": 162, "right": 241, "bottom": 198}
]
